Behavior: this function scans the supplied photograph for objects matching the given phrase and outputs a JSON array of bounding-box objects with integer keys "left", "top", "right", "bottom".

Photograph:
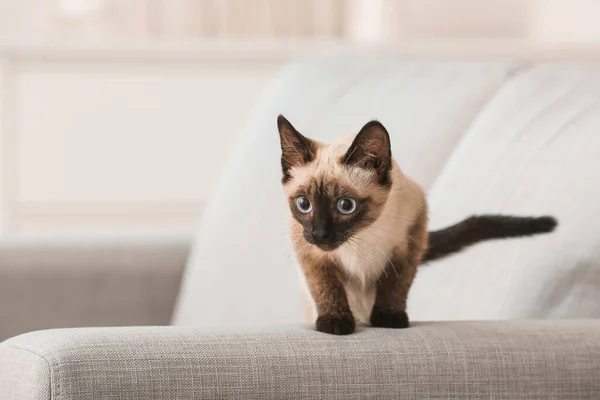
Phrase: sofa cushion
[
  {"left": 4, "top": 322, "right": 600, "bottom": 399},
  {"left": 410, "top": 63, "right": 600, "bottom": 320},
  {"left": 173, "top": 56, "right": 520, "bottom": 326}
]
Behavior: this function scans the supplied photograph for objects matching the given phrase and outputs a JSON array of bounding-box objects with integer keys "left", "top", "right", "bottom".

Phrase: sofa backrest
[
  {"left": 410, "top": 63, "right": 600, "bottom": 320},
  {"left": 172, "top": 56, "right": 523, "bottom": 327}
]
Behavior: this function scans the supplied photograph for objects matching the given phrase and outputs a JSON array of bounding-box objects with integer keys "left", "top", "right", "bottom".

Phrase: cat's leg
[
  {"left": 302, "top": 258, "right": 355, "bottom": 335},
  {"left": 369, "top": 253, "right": 417, "bottom": 329},
  {"left": 370, "top": 213, "right": 427, "bottom": 329}
]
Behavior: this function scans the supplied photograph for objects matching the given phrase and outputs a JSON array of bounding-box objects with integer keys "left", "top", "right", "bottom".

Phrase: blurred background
[{"left": 1, "top": 0, "right": 599, "bottom": 238}]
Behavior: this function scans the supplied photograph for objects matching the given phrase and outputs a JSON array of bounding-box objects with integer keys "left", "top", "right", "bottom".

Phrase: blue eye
[
  {"left": 296, "top": 196, "right": 312, "bottom": 213},
  {"left": 337, "top": 197, "right": 356, "bottom": 214}
]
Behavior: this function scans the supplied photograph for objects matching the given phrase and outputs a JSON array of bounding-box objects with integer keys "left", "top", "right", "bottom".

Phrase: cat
[{"left": 277, "top": 115, "right": 557, "bottom": 335}]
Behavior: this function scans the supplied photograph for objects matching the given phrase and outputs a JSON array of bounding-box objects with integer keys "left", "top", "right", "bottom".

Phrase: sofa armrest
[
  {"left": 0, "top": 236, "right": 191, "bottom": 341},
  {"left": 2, "top": 321, "right": 600, "bottom": 399}
]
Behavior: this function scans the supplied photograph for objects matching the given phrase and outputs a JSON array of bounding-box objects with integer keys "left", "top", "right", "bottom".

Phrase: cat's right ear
[{"left": 277, "top": 115, "right": 316, "bottom": 182}]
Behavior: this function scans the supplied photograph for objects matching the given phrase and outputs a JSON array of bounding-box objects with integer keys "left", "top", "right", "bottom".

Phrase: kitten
[{"left": 277, "top": 115, "right": 557, "bottom": 335}]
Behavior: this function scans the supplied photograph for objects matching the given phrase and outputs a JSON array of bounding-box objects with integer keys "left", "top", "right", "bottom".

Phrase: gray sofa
[
  {"left": 4, "top": 53, "right": 600, "bottom": 398},
  {"left": 0, "top": 237, "right": 189, "bottom": 342},
  {"left": 1, "top": 240, "right": 600, "bottom": 398},
  {"left": 3, "top": 317, "right": 600, "bottom": 398},
  {"left": 1, "top": 240, "right": 599, "bottom": 398}
]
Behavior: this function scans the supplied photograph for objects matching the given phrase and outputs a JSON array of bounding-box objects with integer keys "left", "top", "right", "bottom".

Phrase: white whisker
[
  {"left": 282, "top": 136, "right": 302, "bottom": 162},
  {"left": 281, "top": 155, "right": 294, "bottom": 165},
  {"left": 345, "top": 145, "right": 358, "bottom": 161},
  {"left": 350, "top": 235, "right": 399, "bottom": 279}
]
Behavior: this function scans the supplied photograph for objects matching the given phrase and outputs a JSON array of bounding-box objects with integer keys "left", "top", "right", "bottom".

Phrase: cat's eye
[
  {"left": 296, "top": 196, "right": 312, "bottom": 213},
  {"left": 337, "top": 197, "right": 357, "bottom": 214}
]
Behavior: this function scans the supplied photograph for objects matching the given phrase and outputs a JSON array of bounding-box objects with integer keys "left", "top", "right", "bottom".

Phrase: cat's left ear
[{"left": 342, "top": 120, "right": 392, "bottom": 185}]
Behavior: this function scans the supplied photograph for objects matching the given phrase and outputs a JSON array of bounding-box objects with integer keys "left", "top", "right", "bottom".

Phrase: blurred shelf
[
  {"left": 3, "top": 38, "right": 600, "bottom": 62},
  {"left": 0, "top": 38, "right": 350, "bottom": 62}
]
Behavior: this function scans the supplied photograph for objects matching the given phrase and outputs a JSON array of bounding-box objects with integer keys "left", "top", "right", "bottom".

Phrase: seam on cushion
[{"left": 4, "top": 344, "right": 57, "bottom": 400}]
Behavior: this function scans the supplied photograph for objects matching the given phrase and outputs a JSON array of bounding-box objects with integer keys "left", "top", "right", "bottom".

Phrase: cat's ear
[
  {"left": 342, "top": 120, "right": 392, "bottom": 185},
  {"left": 277, "top": 115, "right": 316, "bottom": 182}
]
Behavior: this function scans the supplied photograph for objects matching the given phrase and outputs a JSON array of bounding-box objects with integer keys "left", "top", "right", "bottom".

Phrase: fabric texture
[
  {"left": 0, "top": 236, "right": 190, "bottom": 341},
  {"left": 0, "top": 346, "right": 50, "bottom": 400},
  {"left": 2, "top": 321, "right": 600, "bottom": 399},
  {"left": 173, "top": 56, "right": 521, "bottom": 327},
  {"left": 410, "top": 64, "right": 600, "bottom": 321}
]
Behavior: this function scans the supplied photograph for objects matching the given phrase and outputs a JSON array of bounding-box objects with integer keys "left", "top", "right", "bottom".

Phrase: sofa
[{"left": 2, "top": 52, "right": 600, "bottom": 398}]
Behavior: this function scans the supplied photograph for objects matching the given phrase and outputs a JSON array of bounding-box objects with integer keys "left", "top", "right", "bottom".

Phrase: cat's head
[{"left": 277, "top": 115, "right": 393, "bottom": 251}]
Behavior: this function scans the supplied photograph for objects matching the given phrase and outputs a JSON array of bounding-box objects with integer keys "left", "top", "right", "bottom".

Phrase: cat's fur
[{"left": 278, "top": 115, "right": 556, "bottom": 335}]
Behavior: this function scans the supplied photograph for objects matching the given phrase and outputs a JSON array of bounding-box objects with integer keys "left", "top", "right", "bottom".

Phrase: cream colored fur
[{"left": 287, "top": 135, "right": 427, "bottom": 324}]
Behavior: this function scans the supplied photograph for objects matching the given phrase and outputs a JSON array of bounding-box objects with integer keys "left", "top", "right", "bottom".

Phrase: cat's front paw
[
  {"left": 316, "top": 314, "right": 356, "bottom": 335},
  {"left": 370, "top": 308, "right": 409, "bottom": 329}
]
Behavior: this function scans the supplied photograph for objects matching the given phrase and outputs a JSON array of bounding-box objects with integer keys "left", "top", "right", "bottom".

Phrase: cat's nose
[{"left": 311, "top": 229, "right": 333, "bottom": 243}]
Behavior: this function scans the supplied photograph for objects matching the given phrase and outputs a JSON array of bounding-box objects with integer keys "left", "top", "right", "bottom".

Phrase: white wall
[
  {"left": 4, "top": 0, "right": 600, "bottom": 43},
  {"left": 0, "top": 44, "right": 287, "bottom": 237},
  {"left": 3, "top": 0, "right": 600, "bottom": 237}
]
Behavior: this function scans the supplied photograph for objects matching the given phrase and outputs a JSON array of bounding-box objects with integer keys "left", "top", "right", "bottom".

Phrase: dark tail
[{"left": 421, "top": 215, "right": 557, "bottom": 263}]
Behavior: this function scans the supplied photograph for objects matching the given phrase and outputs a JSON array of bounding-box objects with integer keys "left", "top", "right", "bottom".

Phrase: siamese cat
[{"left": 278, "top": 115, "right": 557, "bottom": 335}]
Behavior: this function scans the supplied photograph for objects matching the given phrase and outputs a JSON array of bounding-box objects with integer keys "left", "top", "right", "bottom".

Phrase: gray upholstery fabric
[
  {"left": 0, "top": 236, "right": 190, "bottom": 341},
  {"left": 2, "top": 321, "right": 600, "bottom": 399},
  {"left": 0, "top": 346, "right": 50, "bottom": 400}
]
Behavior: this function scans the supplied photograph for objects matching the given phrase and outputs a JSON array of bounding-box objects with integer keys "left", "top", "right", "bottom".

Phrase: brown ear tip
[
  {"left": 277, "top": 114, "right": 289, "bottom": 129},
  {"left": 363, "top": 120, "right": 387, "bottom": 132},
  {"left": 359, "top": 120, "right": 391, "bottom": 146}
]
